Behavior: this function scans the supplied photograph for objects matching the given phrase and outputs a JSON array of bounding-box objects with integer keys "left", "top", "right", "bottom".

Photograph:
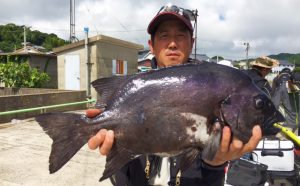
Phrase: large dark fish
[{"left": 36, "top": 62, "right": 284, "bottom": 181}]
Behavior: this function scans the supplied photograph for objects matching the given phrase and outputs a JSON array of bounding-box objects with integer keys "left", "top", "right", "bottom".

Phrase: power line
[
  {"left": 0, "top": 24, "right": 145, "bottom": 34},
  {"left": 82, "top": 1, "right": 99, "bottom": 35}
]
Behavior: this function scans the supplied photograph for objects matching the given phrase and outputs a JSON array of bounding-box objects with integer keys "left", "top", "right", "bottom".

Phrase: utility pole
[
  {"left": 84, "top": 27, "right": 92, "bottom": 99},
  {"left": 22, "top": 25, "right": 31, "bottom": 52},
  {"left": 193, "top": 9, "right": 198, "bottom": 60},
  {"left": 23, "top": 26, "right": 27, "bottom": 52},
  {"left": 244, "top": 42, "right": 250, "bottom": 69},
  {"left": 70, "top": 0, "right": 78, "bottom": 43}
]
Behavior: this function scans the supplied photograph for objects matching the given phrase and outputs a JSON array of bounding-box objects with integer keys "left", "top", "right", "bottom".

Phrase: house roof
[
  {"left": 138, "top": 49, "right": 151, "bottom": 61},
  {"left": 53, "top": 34, "right": 144, "bottom": 53},
  {"left": 190, "top": 54, "right": 210, "bottom": 62},
  {"left": 0, "top": 46, "right": 56, "bottom": 57},
  {"left": 138, "top": 51, "right": 154, "bottom": 63}
]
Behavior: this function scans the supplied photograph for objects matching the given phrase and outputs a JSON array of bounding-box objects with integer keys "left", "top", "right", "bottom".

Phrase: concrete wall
[
  {"left": 0, "top": 87, "right": 87, "bottom": 123},
  {"left": 29, "top": 55, "right": 58, "bottom": 88},
  {"left": 0, "top": 87, "right": 62, "bottom": 96},
  {"left": 56, "top": 36, "right": 142, "bottom": 99},
  {"left": 92, "top": 42, "right": 139, "bottom": 99},
  {"left": 96, "top": 41, "right": 138, "bottom": 77}
]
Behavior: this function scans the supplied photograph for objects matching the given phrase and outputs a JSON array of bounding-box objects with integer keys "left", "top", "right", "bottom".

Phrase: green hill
[
  {"left": 0, "top": 23, "right": 69, "bottom": 53},
  {"left": 268, "top": 53, "right": 300, "bottom": 66},
  {"left": 239, "top": 53, "right": 300, "bottom": 66}
]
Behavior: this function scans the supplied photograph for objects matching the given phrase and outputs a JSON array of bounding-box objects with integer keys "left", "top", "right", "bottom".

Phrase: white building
[{"left": 272, "top": 60, "right": 295, "bottom": 73}]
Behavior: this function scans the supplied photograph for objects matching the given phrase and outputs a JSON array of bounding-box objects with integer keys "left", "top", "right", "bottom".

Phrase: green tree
[
  {"left": 42, "top": 34, "right": 67, "bottom": 51},
  {"left": 0, "top": 24, "right": 23, "bottom": 52},
  {"left": 211, "top": 56, "right": 224, "bottom": 60},
  {"left": 0, "top": 62, "right": 50, "bottom": 88},
  {"left": 294, "top": 67, "right": 300, "bottom": 73},
  {"left": 0, "top": 23, "right": 68, "bottom": 52}
]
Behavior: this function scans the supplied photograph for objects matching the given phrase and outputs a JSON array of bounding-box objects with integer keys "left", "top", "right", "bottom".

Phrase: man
[
  {"left": 272, "top": 68, "right": 300, "bottom": 134},
  {"left": 87, "top": 4, "right": 262, "bottom": 185},
  {"left": 243, "top": 56, "right": 279, "bottom": 97}
]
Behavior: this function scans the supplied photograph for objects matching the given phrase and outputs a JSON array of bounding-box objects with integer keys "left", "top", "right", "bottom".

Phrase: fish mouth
[
  {"left": 261, "top": 112, "right": 285, "bottom": 136},
  {"left": 218, "top": 109, "right": 284, "bottom": 143}
]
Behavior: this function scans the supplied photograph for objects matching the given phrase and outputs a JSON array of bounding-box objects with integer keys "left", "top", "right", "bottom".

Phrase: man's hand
[
  {"left": 86, "top": 109, "right": 114, "bottom": 155},
  {"left": 86, "top": 108, "right": 102, "bottom": 118},
  {"left": 88, "top": 129, "right": 114, "bottom": 155},
  {"left": 204, "top": 125, "right": 262, "bottom": 166}
]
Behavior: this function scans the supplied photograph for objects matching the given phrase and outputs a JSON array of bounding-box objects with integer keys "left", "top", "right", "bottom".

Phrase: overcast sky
[{"left": 0, "top": 0, "right": 299, "bottom": 60}]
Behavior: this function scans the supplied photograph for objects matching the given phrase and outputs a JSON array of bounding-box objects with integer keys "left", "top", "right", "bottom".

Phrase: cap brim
[{"left": 147, "top": 12, "right": 193, "bottom": 34}]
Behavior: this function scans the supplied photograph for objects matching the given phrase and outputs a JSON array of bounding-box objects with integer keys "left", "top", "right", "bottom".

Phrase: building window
[
  {"left": 116, "top": 59, "right": 124, "bottom": 74},
  {"left": 112, "top": 59, "right": 127, "bottom": 75}
]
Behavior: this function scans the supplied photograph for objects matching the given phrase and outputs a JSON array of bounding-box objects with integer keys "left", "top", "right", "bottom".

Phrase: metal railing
[{"left": 0, "top": 99, "right": 96, "bottom": 116}]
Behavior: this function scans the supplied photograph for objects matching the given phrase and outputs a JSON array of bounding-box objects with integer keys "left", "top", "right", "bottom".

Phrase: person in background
[
  {"left": 243, "top": 56, "right": 279, "bottom": 97},
  {"left": 272, "top": 68, "right": 300, "bottom": 135},
  {"left": 86, "top": 4, "right": 262, "bottom": 186},
  {"left": 239, "top": 57, "right": 278, "bottom": 162}
]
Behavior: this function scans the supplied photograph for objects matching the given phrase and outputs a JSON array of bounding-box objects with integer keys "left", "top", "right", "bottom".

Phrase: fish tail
[{"left": 35, "top": 112, "right": 94, "bottom": 174}]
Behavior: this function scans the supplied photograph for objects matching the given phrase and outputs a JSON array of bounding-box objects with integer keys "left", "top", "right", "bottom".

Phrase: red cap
[{"left": 147, "top": 11, "right": 193, "bottom": 35}]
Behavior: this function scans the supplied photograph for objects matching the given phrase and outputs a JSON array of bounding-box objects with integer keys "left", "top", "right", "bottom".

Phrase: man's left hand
[{"left": 204, "top": 125, "right": 262, "bottom": 166}]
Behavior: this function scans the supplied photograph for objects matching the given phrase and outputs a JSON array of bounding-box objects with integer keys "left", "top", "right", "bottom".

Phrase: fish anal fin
[
  {"left": 99, "top": 145, "right": 135, "bottom": 182},
  {"left": 179, "top": 149, "right": 200, "bottom": 171}
]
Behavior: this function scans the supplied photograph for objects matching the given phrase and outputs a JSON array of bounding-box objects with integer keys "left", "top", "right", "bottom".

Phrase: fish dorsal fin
[
  {"left": 179, "top": 148, "right": 200, "bottom": 171},
  {"left": 92, "top": 75, "right": 134, "bottom": 108}
]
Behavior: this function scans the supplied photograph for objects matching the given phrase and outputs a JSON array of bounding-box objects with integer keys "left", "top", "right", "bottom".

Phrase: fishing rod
[{"left": 273, "top": 123, "right": 300, "bottom": 147}]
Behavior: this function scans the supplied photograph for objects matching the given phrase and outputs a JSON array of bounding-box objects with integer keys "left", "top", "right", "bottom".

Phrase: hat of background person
[
  {"left": 250, "top": 56, "right": 279, "bottom": 69},
  {"left": 275, "top": 71, "right": 292, "bottom": 86},
  {"left": 280, "top": 68, "right": 291, "bottom": 74},
  {"left": 147, "top": 5, "right": 195, "bottom": 35}
]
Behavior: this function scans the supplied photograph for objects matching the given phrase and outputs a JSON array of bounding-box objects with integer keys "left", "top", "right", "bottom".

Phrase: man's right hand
[
  {"left": 86, "top": 109, "right": 114, "bottom": 155},
  {"left": 88, "top": 129, "right": 114, "bottom": 155}
]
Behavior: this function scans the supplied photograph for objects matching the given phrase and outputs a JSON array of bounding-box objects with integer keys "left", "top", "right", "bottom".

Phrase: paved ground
[
  {"left": 1, "top": 111, "right": 299, "bottom": 186},
  {"left": 0, "top": 112, "right": 112, "bottom": 186}
]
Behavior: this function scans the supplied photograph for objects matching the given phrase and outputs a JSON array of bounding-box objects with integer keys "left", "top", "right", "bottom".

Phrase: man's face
[
  {"left": 261, "top": 68, "right": 272, "bottom": 77},
  {"left": 148, "top": 19, "right": 194, "bottom": 67}
]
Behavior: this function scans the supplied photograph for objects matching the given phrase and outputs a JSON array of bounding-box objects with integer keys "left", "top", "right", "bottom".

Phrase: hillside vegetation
[
  {"left": 268, "top": 53, "right": 300, "bottom": 66},
  {"left": 0, "top": 23, "right": 68, "bottom": 52}
]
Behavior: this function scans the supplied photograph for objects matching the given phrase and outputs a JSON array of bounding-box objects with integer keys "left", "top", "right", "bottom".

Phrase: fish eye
[{"left": 254, "top": 95, "right": 265, "bottom": 109}]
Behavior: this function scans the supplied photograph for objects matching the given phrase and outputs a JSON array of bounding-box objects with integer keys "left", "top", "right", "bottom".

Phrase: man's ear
[{"left": 148, "top": 39, "right": 154, "bottom": 53}]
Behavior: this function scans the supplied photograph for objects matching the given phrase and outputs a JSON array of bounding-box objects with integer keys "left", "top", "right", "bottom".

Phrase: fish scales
[{"left": 35, "top": 62, "right": 284, "bottom": 181}]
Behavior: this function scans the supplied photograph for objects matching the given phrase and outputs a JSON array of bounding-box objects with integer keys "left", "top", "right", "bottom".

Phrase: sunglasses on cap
[{"left": 157, "top": 5, "right": 197, "bottom": 21}]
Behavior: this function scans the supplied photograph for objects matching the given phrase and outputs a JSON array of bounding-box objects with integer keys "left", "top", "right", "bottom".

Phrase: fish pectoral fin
[
  {"left": 99, "top": 146, "right": 135, "bottom": 182},
  {"left": 179, "top": 148, "right": 200, "bottom": 171},
  {"left": 201, "top": 129, "right": 221, "bottom": 161}
]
